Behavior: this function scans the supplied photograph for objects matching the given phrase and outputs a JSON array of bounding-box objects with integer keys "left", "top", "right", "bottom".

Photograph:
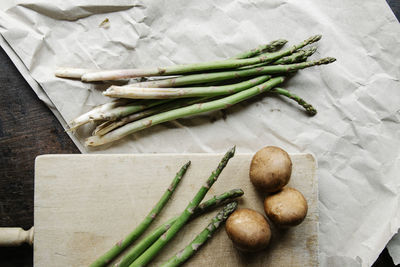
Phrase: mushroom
[
  {"left": 249, "top": 146, "right": 292, "bottom": 193},
  {"left": 225, "top": 208, "right": 271, "bottom": 252},
  {"left": 264, "top": 187, "right": 308, "bottom": 227}
]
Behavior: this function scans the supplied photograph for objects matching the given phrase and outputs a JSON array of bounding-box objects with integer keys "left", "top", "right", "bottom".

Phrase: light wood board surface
[{"left": 34, "top": 153, "right": 317, "bottom": 267}]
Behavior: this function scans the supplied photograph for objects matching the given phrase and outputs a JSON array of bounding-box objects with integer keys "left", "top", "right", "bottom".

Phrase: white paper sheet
[{"left": 1, "top": 0, "right": 400, "bottom": 266}]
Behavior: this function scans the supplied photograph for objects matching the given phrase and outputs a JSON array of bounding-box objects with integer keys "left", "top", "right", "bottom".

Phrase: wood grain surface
[
  {"left": 34, "top": 153, "right": 317, "bottom": 267},
  {"left": 0, "top": 2, "right": 399, "bottom": 266},
  {"left": 0, "top": 47, "right": 79, "bottom": 267}
]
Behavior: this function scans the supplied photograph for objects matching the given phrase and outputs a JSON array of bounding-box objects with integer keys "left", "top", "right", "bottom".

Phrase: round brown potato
[
  {"left": 225, "top": 208, "right": 271, "bottom": 252},
  {"left": 249, "top": 146, "right": 292, "bottom": 193},
  {"left": 264, "top": 187, "right": 308, "bottom": 227}
]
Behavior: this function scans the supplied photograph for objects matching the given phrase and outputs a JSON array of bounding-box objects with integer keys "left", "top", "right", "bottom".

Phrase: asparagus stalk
[
  {"left": 94, "top": 97, "right": 212, "bottom": 136},
  {"left": 86, "top": 77, "right": 285, "bottom": 147},
  {"left": 116, "top": 189, "right": 244, "bottom": 267},
  {"left": 93, "top": 121, "right": 115, "bottom": 136},
  {"left": 55, "top": 67, "right": 97, "bottom": 79},
  {"left": 116, "top": 217, "right": 176, "bottom": 267},
  {"left": 160, "top": 202, "right": 238, "bottom": 267},
  {"left": 274, "top": 46, "right": 317, "bottom": 65},
  {"left": 195, "top": 189, "right": 243, "bottom": 214},
  {"left": 90, "top": 99, "right": 172, "bottom": 121},
  {"left": 241, "top": 46, "right": 317, "bottom": 69},
  {"left": 103, "top": 76, "right": 271, "bottom": 99},
  {"left": 89, "top": 162, "right": 191, "bottom": 267},
  {"left": 272, "top": 87, "right": 317, "bottom": 115},
  {"left": 129, "top": 147, "right": 236, "bottom": 267},
  {"left": 127, "top": 56, "right": 334, "bottom": 88},
  {"left": 232, "top": 39, "right": 287, "bottom": 59},
  {"left": 54, "top": 40, "right": 286, "bottom": 79},
  {"left": 80, "top": 35, "right": 321, "bottom": 81},
  {"left": 69, "top": 99, "right": 133, "bottom": 129}
]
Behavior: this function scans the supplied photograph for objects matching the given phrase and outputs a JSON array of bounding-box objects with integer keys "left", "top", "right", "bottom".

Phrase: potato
[
  {"left": 249, "top": 146, "right": 292, "bottom": 192},
  {"left": 225, "top": 208, "right": 271, "bottom": 252},
  {"left": 264, "top": 187, "right": 308, "bottom": 227}
]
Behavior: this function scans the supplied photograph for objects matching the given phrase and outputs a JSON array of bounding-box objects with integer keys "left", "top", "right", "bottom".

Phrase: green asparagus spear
[
  {"left": 103, "top": 76, "right": 271, "bottom": 99},
  {"left": 241, "top": 46, "right": 317, "bottom": 69},
  {"left": 80, "top": 35, "right": 321, "bottom": 81},
  {"left": 128, "top": 56, "right": 334, "bottom": 88},
  {"left": 89, "top": 161, "right": 191, "bottom": 267},
  {"left": 129, "top": 147, "right": 236, "bottom": 267},
  {"left": 232, "top": 39, "right": 287, "bottom": 59},
  {"left": 116, "top": 217, "right": 176, "bottom": 267},
  {"left": 272, "top": 87, "right": 317, "bottom": 115},
  {"left": 85, "top": 77, "right": 285, "bottom": 147},
  {"left": 195, "top": 189, "right": 243, "bottom": 214},
  {"left": 116, "top": 189, "right": 244, "bottom": 267},
  {"left": 160, "top": 202, "right": 238, "bottom": 267},
  {"left": 273, "top": 46, "right": 317, "bottom": 65}
]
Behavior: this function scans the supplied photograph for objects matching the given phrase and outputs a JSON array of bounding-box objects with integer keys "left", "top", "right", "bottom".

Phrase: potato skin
[
  {"left": 225, "top": 208, "right": 271, "bottom": 252},
  {"left": 264, "top": 187, "right": 308, "bottom": 227},
  {"left": 249, "top": 146, "right": 292, "bottom": 193}
]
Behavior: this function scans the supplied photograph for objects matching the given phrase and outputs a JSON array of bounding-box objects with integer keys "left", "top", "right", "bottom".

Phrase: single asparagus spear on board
[
  {"left": 129, "top": 147, "right": 236, "bottom": 267},
  {"left": 85, "top": 77, "right": 285, "bottom": 147},
  {"left": 126, "top": 56, "right": 334, "bottom": 88},
  {"left": 89, "top": 161, "right": 191, "bottom": 267},
  {"left": 103, "top": 76, "right": 271, "bottom": 99},
  {"left": 160, "top": 202, "right": 238, "bottom": 267},
  {"left": 116, "top": 189, "right": 244, "bottom": 267},
  {"left": 232, "top": 39, "right": 287, "bottom": 59},
  {"left": 79, "top": 35, "right": 321, "bottom": 81},
  {"left": 272, "top": 87, "right": 317, "bottom": 115}
]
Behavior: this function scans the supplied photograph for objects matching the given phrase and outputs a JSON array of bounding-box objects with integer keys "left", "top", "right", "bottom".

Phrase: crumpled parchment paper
[{"left": 1, "top": 0, "right": 400, "bottom": 266}]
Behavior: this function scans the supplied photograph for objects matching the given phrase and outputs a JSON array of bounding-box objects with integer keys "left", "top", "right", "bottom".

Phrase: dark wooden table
[{"left": 0, "top": 2, "right": 399, "bottom": 266}]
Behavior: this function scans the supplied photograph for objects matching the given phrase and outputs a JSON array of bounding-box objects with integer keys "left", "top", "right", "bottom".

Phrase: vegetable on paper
[
  {"left": 54, "top": 35, "right": 335, "bottom": 148},
  {"left": 85, "top": 77, "right": 285, "bottom": 147},
  {"left": 103, "top": 76, "right": 271, "bottom": 99},
  {"left": 74, "top": 35, "right": 322, "bottom": 82}
]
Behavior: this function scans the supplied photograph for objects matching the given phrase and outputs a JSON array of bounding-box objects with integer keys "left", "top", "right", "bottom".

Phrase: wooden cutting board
[{"left": 34, "top": 153, "right": 318, "bottom": 267}]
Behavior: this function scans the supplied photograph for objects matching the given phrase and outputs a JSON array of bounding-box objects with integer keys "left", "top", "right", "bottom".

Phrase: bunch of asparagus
[
  {"left": 89, "top": 147, "right": 239, "bottom": 267},
  {"left": 56, "top": 35, "right": 335, "bottom": 147}
]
